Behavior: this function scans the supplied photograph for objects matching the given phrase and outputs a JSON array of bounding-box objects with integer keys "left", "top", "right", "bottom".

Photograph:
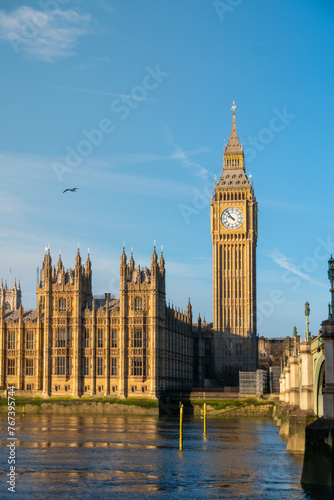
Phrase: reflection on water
[{"left": 0, "top": 413, "right": 329, "bottom": 499}]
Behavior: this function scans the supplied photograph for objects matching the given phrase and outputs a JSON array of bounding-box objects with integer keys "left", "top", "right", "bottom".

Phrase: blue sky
[{"left": 0, "top": 0, "right": 334, "bottom": 338}]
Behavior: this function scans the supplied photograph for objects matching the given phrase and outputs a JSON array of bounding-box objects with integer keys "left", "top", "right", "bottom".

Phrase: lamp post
[
  {"left": 293, "top": 325, "right": 298, "bottom": 356},
  {"left": 305, "top": 301, "right": 310, "bottom": 342},
  {"left": 328, "top": 255, "right": 334, "bottom": 319}
]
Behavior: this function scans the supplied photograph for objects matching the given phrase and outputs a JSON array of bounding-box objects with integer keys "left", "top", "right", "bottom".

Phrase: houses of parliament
[{"left": 0, "top": 104, "right": 258, "bottom": 398}]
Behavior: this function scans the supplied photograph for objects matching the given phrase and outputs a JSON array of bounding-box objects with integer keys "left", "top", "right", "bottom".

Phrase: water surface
[{"left": 0, "top": 413, "right": 329, "bottom": 499}]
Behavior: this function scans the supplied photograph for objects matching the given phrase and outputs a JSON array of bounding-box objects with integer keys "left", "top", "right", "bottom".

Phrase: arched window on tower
[
  {"left": 98, "top": 329, "right": 104, "bottom": 348},
  {"left": 112, "top": 329, "right": 117, "bottom": 348},
  {"left": 56, "top": 330, "right": 66, "bottom": 348},
  {"left": 8, "top": 332, "right": 15, "bottom": 350},
  {"left": 59, "top": 298, "right": 66, "bottom": 311},
  {"left": 135, "top": 297, "right": 143, "bottom": 311}
]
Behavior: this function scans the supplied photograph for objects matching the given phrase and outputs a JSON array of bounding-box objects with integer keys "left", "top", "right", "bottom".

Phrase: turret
[
  {"left": 197, "top": 313, "right": 202, "bottom": 331},
  {"left": 43, "top": 248, "right": 52, "bottom": 285},
  {"left": 121, "top": 245, "right": 127, "bottom": 266},
  {"left": 151, "top": 244, "right": 158, "bottom": 280},
  {"left": 75, "top": 245, "right": 82, "bottom": 282},
  {"left": 152, "top": 244, "right": 158, "bottom": 265},
  {"left": 187, "top": 297, "right": 192, "bottom": 323},
  {"left": 75, "top": 245, "right": 81, "bottom": 267},
  {"left": 120, "top": 245, "right": 127, "bottom": 284},
  {"left": 128, "top": 248, "right": 135, "bottom": 274},
  {"left": 57, "top": 250, "right": 63, "bottom": 272},
  {"left": 159, "top": 246, "right": 165, "bottom": 279},
  {"left": 44, "top": 247, "right": 52, "bottom": 267},
  {"left": 85, "top": 249, "right": 92, "bottom": 277}
]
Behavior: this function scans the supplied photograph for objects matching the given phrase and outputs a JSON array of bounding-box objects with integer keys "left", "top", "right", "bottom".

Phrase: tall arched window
[
  {"left": 98, "top": 329, "right": 103, "bottom": 348},
  {"left": 135, "top": 297, "right": 143, "bottom": 311},
  {"left": 59, "top": 298, "right": 66, "bottom": 311}
]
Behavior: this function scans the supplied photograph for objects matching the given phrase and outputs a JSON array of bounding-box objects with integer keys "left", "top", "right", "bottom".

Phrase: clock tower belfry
[{"left": 211, "top": 102, "right": 258, "bottom": 370}]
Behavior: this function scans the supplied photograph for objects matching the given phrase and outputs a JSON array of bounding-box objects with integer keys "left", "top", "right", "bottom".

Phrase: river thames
[{"left": 0, "top": 413, "right": 332, "bottom": 499}]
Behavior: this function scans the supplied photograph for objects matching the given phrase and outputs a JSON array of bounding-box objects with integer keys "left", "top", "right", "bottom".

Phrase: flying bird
[{"left": 63, "top": 188, "right": 79, "bottom": 193}]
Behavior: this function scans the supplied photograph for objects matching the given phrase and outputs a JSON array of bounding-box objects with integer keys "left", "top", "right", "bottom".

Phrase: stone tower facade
[
  {"left": 211, "top": 103, "right": 258, "bottom": 370},
  {"left": 0, "top": 279, "right": 21, "bottom": 311}
]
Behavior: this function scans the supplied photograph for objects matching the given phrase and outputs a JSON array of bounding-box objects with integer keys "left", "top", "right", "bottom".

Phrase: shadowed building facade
[{"left": 0, "top": 247, "right": 193, "bottom": 398}]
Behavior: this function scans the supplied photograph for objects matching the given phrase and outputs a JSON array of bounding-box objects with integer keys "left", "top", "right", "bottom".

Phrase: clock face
[{"left": 221, "top": 207, "right": 243, "bottom": 229}]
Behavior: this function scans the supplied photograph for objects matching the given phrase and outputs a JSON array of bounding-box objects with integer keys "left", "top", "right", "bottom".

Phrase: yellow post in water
[
  {"left": 203, "top": 402, "right": 207, "bottom": 439},
  {"left": 22, "top": 406, "right": 25, "bottom": 414},
  {"left": 179, "top": 402, "right": 183, "bottom": 450}
]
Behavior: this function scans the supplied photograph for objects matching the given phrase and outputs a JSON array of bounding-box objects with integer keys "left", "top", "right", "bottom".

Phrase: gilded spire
[{"left": 225, "top": 101, "right": 243, "bottom": 154}]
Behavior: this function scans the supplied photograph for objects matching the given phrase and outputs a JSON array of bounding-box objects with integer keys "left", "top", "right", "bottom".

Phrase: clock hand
[{"left": 226, "top": 211, "right": 235, "bottom": 221}]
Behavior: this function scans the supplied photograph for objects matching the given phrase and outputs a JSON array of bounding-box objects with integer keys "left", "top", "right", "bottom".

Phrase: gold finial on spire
[{"left": 225, "top": 101, "right": 243, "bottom": 154}]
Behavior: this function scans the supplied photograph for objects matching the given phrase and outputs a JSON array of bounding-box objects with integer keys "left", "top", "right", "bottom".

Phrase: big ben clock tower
[{"left": 211, "top": 102, "right": 258, "bottom": 371}]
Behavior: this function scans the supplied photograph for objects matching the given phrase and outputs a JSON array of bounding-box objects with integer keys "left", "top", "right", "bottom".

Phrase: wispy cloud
[
  {"left": 95, "top": 56, "right": 111, "bottom": 63},
  {"left": 95, "top": 149, "right": 210, "bottom": 169},
  {"left": 0, "top": 6, "right": 91, "bottom": 62},
  {"left": 48, "top": 83, "right": 138, "bottom": 99},
  {"left": 0, "top": 191, "right": 31, "bottom": 216},
  {"left": 0, "top": 151, "right": 194, "bottom": 200},
  {"left": 79, "top": 168, "right": 193, "bottom": 200},
  {"left": 164, "top": 127, "right": 210, "bottom": 180},
  {"left": 96, "top": 0, "right": 116, "bottom": 15},
  {"left": 270, "top": 249, "right": 326, "bottom": 288}
]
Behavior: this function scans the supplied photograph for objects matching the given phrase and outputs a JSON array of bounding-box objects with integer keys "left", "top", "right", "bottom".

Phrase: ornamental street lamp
[
  {"left": 328, "top": 255, "right": 334, "bottom": 319},
  {"left": 293, "top": 325, "right": 298, "bottom": 355},
  {"left": 305, "top": 301, "right": 310, "bottom": 342}
]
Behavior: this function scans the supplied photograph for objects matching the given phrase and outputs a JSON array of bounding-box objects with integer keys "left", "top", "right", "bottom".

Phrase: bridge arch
[{"left": 313, "top": 353, "right": 325, "bottom": 416}]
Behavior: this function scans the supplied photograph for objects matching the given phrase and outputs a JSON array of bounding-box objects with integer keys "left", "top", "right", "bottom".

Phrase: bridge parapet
[{"left": 279, "top": 333, "right": 324, "bottom": 416}]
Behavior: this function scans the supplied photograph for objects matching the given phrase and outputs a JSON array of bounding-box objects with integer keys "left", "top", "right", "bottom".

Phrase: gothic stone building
[
  {"left": 0, "top": 104, "right": 258, "bottom": 397},
  {"left": 0, "top": 246, "right": 193, "bottom": 398},
  {"left": 0, "top": 279, "right": 22, "bottom": 312}
]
